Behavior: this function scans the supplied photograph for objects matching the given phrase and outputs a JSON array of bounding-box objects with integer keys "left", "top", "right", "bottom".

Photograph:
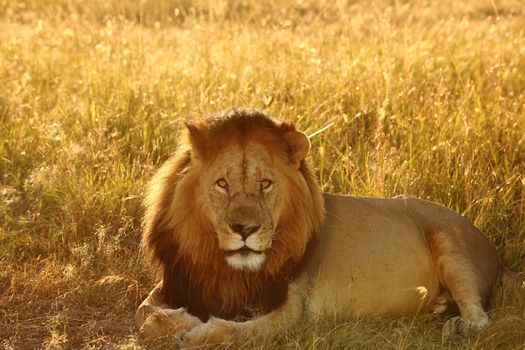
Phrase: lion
[{"left": 135, "top": 107, "right": 514, "bottom": 345}]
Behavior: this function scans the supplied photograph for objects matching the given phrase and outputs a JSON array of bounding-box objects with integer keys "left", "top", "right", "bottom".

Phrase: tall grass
[{"left": 0, "top": 0, "right": 524, "bottom": 348}]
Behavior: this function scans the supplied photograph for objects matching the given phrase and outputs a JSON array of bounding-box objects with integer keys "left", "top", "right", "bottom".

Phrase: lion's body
[
  {"left": 306, "top": 194, "right": 500, "bottom": 317},
  {"left": 136, "top": 108, "right": 506, "bottom": 344}
]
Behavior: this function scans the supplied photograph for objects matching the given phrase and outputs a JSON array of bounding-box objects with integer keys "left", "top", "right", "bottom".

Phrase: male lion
[{"left": 136, "top": 108, "right": 512, "bottom": 345}]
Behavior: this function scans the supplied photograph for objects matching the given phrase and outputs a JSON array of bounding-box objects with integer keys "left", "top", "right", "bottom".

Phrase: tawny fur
[{"left": 136, "top": 108, "right": 508, "bottom": 344}]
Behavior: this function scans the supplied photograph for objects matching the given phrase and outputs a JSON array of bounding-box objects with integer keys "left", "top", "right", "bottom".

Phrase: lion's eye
[
  {"left": 215, "top": 178, "right": 229, "bottom": 193},
  {"left": 260, "top": 179, "right": 273, "bottom": 193}
]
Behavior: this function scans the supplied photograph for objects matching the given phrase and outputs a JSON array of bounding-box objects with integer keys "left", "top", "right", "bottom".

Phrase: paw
[
  {"left": 177, "top": 322, "right": 217, "bottom": 346},
  {"left": 442, "top": 315, "right": 489, "bottom": 339},
  {"left": 139, "top": 311, "right": 179, "bottom": 338},
  {"left": 430, "top": 292, "right": 451, "bottom": 314},
  {"left": 177, "top": 317, "right": 237, "bottom": 346},
  {"left": 138, "top": 306, "right": 202, "bottom": 339}
]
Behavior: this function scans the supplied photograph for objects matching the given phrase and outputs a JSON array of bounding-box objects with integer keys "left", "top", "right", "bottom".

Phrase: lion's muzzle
[
  {"left": 229, "top": 221, "right": 261, "bottom": 239},
  {"left": 222, "top": 206, "right": 270, "bottom": 271},
  {"left": 227, "top": 204, "right": 262, "bottom": 236}
]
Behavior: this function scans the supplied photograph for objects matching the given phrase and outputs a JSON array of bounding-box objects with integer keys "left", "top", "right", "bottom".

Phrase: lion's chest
[{"left": 162, "top": 265, "right": 289, "bottom": 321}]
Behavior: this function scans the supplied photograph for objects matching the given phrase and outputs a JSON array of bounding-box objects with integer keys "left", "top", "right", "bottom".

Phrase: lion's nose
[{"left": 229, "top": 222, "right": 261, "bottom": 238}]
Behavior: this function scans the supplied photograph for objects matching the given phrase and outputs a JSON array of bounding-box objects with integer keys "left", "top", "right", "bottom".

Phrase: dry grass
[{"left": 0, "top": 0, "right": 524, "bottom": 348}]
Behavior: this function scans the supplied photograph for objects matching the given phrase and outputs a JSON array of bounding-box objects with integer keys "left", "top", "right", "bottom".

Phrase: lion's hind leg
[{"left": 427, "top": 230, "right": 497, "bottom": 338}]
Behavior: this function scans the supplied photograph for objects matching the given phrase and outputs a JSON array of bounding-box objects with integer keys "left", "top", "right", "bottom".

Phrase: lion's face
[
  {"left": 198, "top": 142, "right": 285, "bottom": 271},
  {"left": 143, "top": 109, "right": 325, "bottom": 285}
]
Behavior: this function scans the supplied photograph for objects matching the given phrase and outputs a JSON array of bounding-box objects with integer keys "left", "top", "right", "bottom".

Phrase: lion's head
[{"left": 142, "top": 108, "right": 325, "bottom": 320}]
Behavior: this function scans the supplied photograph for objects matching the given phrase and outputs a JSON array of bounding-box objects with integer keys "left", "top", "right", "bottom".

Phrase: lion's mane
[{"left": 142, "top": 108, "right": 325, "bottom": 321}]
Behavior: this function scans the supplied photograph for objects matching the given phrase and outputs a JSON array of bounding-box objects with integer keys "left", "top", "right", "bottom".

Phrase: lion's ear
[
  {"left": 184, "top": 121, "right": 206, "bottom": 161},
  {"left": 284, "top": 130, "right": 310, "bottom": 167}
]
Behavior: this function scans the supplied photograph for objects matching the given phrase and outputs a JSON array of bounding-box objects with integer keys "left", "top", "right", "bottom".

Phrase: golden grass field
[{"left": 1, "top": 0, "right": 524, "bottom": 348}]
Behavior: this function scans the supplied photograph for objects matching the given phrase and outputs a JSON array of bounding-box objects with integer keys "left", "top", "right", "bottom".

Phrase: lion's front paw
[
  {"left": 138, "top": 306, "right": 202, "bottom": 339},
  {"left": 177, "top": 317, "right": 238, "bottom": 346}
]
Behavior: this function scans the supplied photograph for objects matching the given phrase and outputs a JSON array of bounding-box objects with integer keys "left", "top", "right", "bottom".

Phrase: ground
[{"left": 0, "top": 0, "right": 524, "bottom": 349}]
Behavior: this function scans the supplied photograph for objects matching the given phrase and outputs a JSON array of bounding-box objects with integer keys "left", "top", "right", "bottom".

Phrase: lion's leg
[
  {"left": 136, "top": 281, "right": 202, "bottom": 338},
  {"left": 440, "top": 267, "right": 489, "bottom": 338},
  {"left": 427, "top": 230, "right": 490, "bottom": 338},
  {"left": 178, "top": 276, "right": 308, "bottom": 346}
]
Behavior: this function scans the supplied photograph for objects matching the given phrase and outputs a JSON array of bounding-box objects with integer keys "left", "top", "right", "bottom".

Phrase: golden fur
[{"left": 136, "top": 108, "right": 508, "bottom": 345}]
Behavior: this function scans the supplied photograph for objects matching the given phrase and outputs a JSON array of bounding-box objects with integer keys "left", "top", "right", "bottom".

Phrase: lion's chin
[{"left": 225, "top": 251, "right": 266, "bottom": 271}]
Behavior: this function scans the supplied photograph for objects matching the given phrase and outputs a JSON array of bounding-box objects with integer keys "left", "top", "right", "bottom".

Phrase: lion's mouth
[
  {"left": 225, "top": 246, "right": 263, "bottom": 256},
  {"left": 224, "top": 246, "right": 267, "bottom": 271}
]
